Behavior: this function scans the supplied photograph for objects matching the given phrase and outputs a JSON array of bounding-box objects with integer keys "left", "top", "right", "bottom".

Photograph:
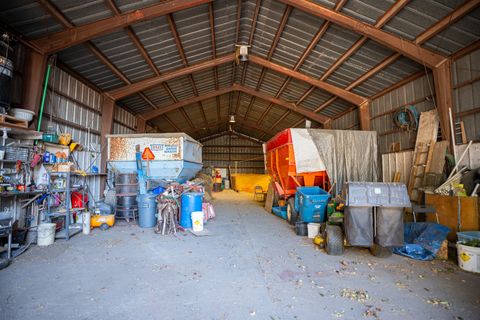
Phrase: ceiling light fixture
[
  {"left": 235, "top": 44, "right": 250, "bottom": 62},
  {"left": 229, "top": 115, "right": 236, "bottom": 123}
]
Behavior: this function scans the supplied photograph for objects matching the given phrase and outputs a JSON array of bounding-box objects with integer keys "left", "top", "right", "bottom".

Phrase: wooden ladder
[{"left": 408, "top": 140, "right": 435, "bottom": 202}]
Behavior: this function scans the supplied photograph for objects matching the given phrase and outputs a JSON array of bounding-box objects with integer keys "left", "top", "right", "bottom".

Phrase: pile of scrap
[{"left": 434, "top": 141, "right": 479, "bottom": 197}]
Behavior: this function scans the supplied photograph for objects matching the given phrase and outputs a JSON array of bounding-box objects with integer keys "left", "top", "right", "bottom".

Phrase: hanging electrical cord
[{"left": 393, "top": 105, "right": 419, "bottom": 131}]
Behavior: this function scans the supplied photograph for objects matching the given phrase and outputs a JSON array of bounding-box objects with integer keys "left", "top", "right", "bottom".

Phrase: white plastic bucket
[
  {"left": 37, "top": 223, "right": 56, "bottom": 246},
  {"left": 457, "top": 242, "right": 480, "bottom": 273},
  {"left": 307, "top": 223, "right": 321, "bottom": 239},
  {"left": 82, "top": 212, "right": 91, "bottom": 235},
  {"left": 191, "top": 211, "right": 204, "bottom": 232}
]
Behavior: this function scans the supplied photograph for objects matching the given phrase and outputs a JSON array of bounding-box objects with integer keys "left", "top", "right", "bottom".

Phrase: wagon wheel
[
  {"left": 287, "top": 198, "right": 298, "bottom": 225},
  {"left": 325, "top": 224, "right": 344, "bottom": 256}
]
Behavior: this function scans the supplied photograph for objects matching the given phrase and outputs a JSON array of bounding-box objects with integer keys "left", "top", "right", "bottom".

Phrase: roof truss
[
  {"left": 32, "top": 0, "right": 212, "bottom": 54},
  {"left": 140, "top": 84, "right": 330, "bottom": 124}
]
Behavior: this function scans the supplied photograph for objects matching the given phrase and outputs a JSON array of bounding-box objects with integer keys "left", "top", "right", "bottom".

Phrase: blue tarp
[{"left": 394, "top": 222, "right": 450, "bottom": 261}]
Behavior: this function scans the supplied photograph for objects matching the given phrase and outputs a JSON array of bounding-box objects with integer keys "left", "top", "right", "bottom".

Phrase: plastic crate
[
  {"left": 272, "top": 206, "right": 287, "bottom": 220},
  {"left": 458, "top": 231, "right": 480, "bottom": 243},
  {"left": 295, "top": 186, "right": 331, "bottom": 223}
]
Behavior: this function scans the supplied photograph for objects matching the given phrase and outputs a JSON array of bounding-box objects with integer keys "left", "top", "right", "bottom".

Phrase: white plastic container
[
  {"left": 457, "top": 242, "right": 480, "bottom": 273},
  {"left": 82, "top": 212, "right": 91, "bottom": 235},
  {"left": 9, "top": 108, "right": 35, "bottom": 121},
  {"left": 307, "top": 223, "right": 321, "bottom": 238},
  {"left": 37, "top": 223, "right": 56, "bottom": 246},
  {"left": 191, "top": 211, "right": 204, "bottom": 232}
]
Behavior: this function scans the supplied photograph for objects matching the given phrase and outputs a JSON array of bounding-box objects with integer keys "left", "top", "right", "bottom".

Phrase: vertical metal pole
[
  {"left": 37, "top": 63, "right": 52, "bottom": 132},
  {"left": 65, "top": 172, "right": 71, "bottom": 240}
]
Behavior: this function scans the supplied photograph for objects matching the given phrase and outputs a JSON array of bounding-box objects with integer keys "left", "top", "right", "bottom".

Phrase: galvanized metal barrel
[{"left": 115, "top": 173, "right": 138, "bottom": 221}]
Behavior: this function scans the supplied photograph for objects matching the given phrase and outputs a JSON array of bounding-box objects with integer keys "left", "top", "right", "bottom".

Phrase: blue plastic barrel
[
  {"left": 137, "top": 193, "right": 157, "bottom": 228},
  {"left": 181, "top": 192, "right": 203, "bottom": 228}
]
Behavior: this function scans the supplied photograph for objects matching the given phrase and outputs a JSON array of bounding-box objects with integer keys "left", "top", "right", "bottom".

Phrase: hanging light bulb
[{"left": 229, "top": 115, "right": 236, "bottom": 123}]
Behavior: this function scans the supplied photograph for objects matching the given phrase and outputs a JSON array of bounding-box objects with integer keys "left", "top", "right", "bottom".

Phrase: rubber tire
[
  {"left": 100, "top": 223, "right": 109, "bottom": 231},
  {"left": 370, "top": 243, "right": 393, "bottom": 258},
  {"left": 286, "top": 197, "right": 298, "bottom": 225},
  {"left": 0, "top": 257, "right": 10, "bottom": 270},
  {"left": 325, "top": 225, "right": 344, "bottom": 256}
]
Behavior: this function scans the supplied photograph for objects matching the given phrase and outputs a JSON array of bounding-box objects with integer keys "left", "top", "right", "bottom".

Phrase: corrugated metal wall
[
  {"left": 201, "top": 133, "right": 265, "bottom": 174},
  {"left": 333, "top": 47, "right": 480, "bottom": 153},
  {"left": 331, "top": 74, "right": 436, "bottom": 154},
  {"left": 113, "top": 106, "right": 137, "bottom": 134},
  {"left": 452, "top": 48, "right": 480, "bottom": 142},
  {"left": 370, "top": 74, "right": 436, "bottom": 154},
  {"left": 42, "top": 66, "right": 103, "bottom": 200},
  {"left": 331, "top": 109, "right": 359, "bottom": 130}
]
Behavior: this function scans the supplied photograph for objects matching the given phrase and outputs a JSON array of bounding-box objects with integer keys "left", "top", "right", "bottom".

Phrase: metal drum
[
  {"left": 115, "top": 173, "right": 138, "bottom": 221},
  {"left": 115, "top": 173, "right": 138, "bottom": 196}
]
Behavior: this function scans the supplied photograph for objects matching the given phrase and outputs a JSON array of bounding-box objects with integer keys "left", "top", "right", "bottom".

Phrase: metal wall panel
[
  {"left": 201, "top": 133, "right": 265, "bottom": 174},
  {"left": 114, "top": 106, "right": 137, "bottom": 130},
  {"left": 452, "top": 48, "right": 480, "bottom": 142},
  {"left": 332, "top": 109, "right": 359, "bottom": 130},
  {"left": 41, "top": 66, "right": 103, "bottom": 200},
  {"left": 370, "top": 74, "right": 436, "bottom": 154}
]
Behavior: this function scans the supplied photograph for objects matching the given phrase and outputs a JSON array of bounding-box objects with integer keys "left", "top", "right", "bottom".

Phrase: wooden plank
[
  {"left": 460, "top": 121, "right": 467, "bottom": 144},
  {"left": 425, "top": 194, "right": 480, "bottom": 242},
  {"left": 0, "top": 114, "right": 28, "bottom": 128},
  {"left": 264, "top": 182, "right": 274, "bottom": 214},
  {"left": 415, "top": 110, "right": 440, "bottom": 148},
  {"left": 428, "top": 140, "right": 449, "bottom": 174}
]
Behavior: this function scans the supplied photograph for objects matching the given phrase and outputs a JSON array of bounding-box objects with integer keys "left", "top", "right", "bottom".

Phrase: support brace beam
[
  {"left": 140, "top": 84, "right": 331, "bottom": 124},
  {"left": 107, "top": 53, "right": 367, "bottom": 108},
  {"left": 107, "top": 54, "right": 235, "bottom": 100},
  {"left": 279, "top": 0, "right": 446, "bottom": 68},
  {"left": 358, "top": 102, "right": 371, "bottom": 131},
  {"left": 32, "top": 0, "right": 212, "bottom": 54},
  {"left": 249, "top": 55, "right": 367, "bottom": 106},
  {"left": 136, "top": 117, "right": 146, "bottom": 133}
]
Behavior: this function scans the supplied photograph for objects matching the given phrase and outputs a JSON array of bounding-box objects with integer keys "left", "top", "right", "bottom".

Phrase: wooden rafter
[
  {"left": 256, "top": 0, "right": 347, "bottom": 126},
  {"left": 37, "top": 0, "right": 157, "bottom": 123},
  {"left": 290, "top": 0, "right": 478, "bottom": 128},
  {"left": 193, "top": 116, "right": 274, "bottom": 137},
  {"left": 106, "top": 53, "right": 366, "bottom": 109},
  {"left": 293, "top": 0, "right": 410, "bottom": 119},
  {"left": 139, "top": 85, "right": 330, "bottom": 124},
  {"left": 229, "top": 0, "right": 242, "bottom": 115},
  {"left": 104, "top": 0, "right": 179, "bottom": 105},
  {"left": 243, "top": 4, "right": 292, "bottom": 121},
  {"left": 107, "top": 55, "right": 235, "bottom": 100},
  {"left": 208, "top": 2, "right": 219, "bottom": 90},
  {"left": 32, "top": 0, "right": 212, "bottom": 54},
  {"left": 279, "top": 0, "right": 446, "bottom": 69},
  {"left": 249, "top": 55, "right": 367, "bottom": 106}
]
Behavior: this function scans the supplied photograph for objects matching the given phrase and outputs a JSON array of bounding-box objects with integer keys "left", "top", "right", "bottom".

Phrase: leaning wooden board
[{"left": 425, "top": 194, "right": 480, "bottom": 242}]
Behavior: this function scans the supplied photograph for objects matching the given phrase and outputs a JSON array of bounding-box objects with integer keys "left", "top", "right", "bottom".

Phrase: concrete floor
[{"left": 0, "top": 190, "right": 479, "bottom": 320}]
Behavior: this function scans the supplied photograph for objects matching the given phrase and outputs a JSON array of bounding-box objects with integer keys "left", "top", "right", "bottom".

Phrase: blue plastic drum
[{"left": 181, "top": 193, "right": 203, "bottom": 228}]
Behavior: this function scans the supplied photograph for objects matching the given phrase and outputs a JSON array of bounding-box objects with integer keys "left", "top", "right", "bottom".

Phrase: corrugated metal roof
[
  {"left": 90, "top": 29, "right": 156, "bottom": 82},
  {"left": 51, "top": 0, "right": 113, "bottom": 25},
  {"left": 0, "top": 1, "right": 63, "bottom": 38},
  {"left": 0, "top": 0, "right": 479, "bottom": 139},
  {"left": 57, "top": 44, "right": 125, "bottom": 91}
]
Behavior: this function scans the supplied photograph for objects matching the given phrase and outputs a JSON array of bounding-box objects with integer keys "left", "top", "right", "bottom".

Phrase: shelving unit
[{"left": 45, "top": 171, "right": 84, "bottom": 240}]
